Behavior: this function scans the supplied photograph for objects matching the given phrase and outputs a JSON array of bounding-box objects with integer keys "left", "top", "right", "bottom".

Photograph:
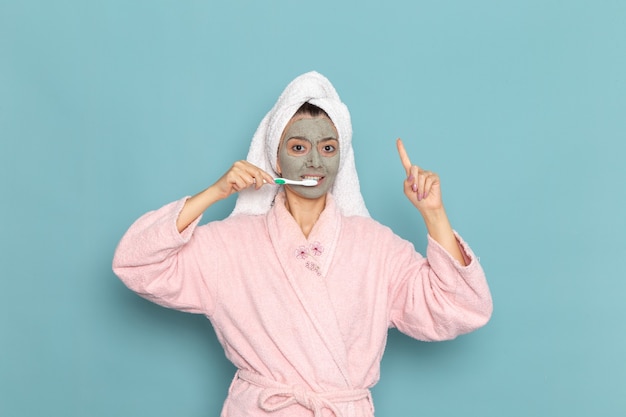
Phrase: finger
[
  {"left": 234, "top": 161, "right": 272, "bottom": 190},
  {"left": 396, "top": 138, "right": 412, "bottom": 174},
  {"left": 417, "top": 169, "right": 428, "bottom": 200},
  {"left": 234, "top": 175, "right": 253, "bottom": 191},
  {"left": 425, "top": 172, "right": 441, "bottom": 197},
  {"left": 251, "top": 170, "right": 265, "bottom": 190},
  {"left": 262, "top": 171, "right": 276, "bottom": 186},
  {"left": 240, "top": 162, "right": 273, "bottom": 185},
  {"left": 409, "top": 165, "right": 419, "bottom": 194},
  {"left": 422, "top": 172, "right": 437, "bottom": 199},
  {"left": 229, "top": 168, "right": 255, "bottom": 189},
  {"left": 422, "top": 174, "right": 434, "bottom": 198},
  {"left": 254, "top": 171, "right": 277, "bottom": 189}
]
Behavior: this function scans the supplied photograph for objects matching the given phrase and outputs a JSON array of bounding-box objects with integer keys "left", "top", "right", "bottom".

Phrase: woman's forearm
[
  {"left": 421, "top": 207, "right": 467, "bottom": 266},
  {"left": 176, "top": 186, "right": 223, "bottom": 233},
  {"left": 176, "top": 160, "right": 276, "bottom": 233}
]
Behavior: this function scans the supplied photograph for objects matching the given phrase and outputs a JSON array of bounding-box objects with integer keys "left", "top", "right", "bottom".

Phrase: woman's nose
[{"left": 307, "top": 149, "right": 322, "bottom": 167}]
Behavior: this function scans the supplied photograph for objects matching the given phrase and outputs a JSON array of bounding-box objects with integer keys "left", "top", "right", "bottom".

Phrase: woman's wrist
[
  {"left": 420, "top": 207, "right": 467, "bottom": 266},
  {"left": 420, "top": 206, "right": 449, "bottom": 229},
  {"left": 176, "top": 185, "right": 222, "bottom": 233}
]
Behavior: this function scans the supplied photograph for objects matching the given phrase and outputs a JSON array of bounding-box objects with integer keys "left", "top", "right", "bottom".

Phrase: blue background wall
[{"left": 2, "top": 1, "right": 625, "bottom": 416}]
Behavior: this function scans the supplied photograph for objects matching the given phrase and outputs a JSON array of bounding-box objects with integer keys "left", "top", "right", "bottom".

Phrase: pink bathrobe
[{"left": 113, "top": 192, "right": 492, "bottom": 417}]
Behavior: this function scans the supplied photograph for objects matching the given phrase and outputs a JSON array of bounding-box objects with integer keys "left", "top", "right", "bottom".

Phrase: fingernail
[
  {"left": 423, "top": 192, "right": 428, "bottom": 199},
  {"left": 412, "top": 184, "right": 418, "bottom": 192},
  {"left": 407, "top": 174, "right": 414, "bottom": 182}
]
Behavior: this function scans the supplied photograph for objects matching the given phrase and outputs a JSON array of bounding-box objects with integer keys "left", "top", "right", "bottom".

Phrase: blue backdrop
[{"left": 2, "top": 1, "right": 625, "bottom": 416}]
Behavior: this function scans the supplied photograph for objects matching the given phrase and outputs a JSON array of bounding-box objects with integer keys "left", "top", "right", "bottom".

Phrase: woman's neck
[{"left": 283, "top": 189, "right": 327, "bottom": 238}]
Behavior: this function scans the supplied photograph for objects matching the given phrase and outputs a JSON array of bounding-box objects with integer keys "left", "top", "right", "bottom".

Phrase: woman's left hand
[
  {"left": 396, "top": 138, "right": 468, "bottom": 265},
  {"left": 396, "top": 138, "right": 444, "bottom": 214}
]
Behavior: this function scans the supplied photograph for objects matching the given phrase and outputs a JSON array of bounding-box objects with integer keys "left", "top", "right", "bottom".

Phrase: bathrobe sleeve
[
  {"left": 388, "top": 232, "right": 492, "bottom": 341},
  {"left": 112, "top": 198, "right": 217, "bottom": 316}
]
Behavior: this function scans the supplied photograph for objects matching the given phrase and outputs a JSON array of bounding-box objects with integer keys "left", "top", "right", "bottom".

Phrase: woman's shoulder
[
  {"left": 195, "top": 213, "right": 267, "bottom": 239},
  {"left": 341, "top": 214, "right": 399, "bottom": 241},
  {"left": 209, "top": 213, "right": 265, "bottom": 228},
  {"left": 338, "top": 215, "right": 420, "bottom": 264}
]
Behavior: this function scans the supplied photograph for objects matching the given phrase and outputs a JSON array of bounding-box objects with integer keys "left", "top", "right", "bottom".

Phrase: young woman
[{"left": 113, "top": 71, "right": 492, "bottom": 417}]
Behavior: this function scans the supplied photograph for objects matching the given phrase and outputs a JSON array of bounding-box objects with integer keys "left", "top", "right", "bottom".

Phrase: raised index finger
[{"left": 396, "top": 138, "right": 412, "bottom": 174}]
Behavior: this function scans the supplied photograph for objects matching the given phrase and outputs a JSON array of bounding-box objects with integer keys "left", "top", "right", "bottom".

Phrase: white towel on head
[{"left": 230, "top": 71, "right": 370, "bottom": 218}]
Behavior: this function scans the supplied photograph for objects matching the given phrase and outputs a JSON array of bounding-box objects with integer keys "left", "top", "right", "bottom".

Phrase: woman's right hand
[
  {"left": 212, "top": 160, "right": 276, "bottom": 201},
  {"left": 176, "top": 161, "right": 274, "bottom": 233}
]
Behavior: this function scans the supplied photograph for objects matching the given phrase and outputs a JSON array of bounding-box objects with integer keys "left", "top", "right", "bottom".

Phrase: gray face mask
[{"left": 277, "top": 117, "right": 340, "bottom": 200}]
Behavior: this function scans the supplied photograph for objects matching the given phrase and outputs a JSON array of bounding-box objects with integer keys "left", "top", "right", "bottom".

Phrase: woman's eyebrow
[{"left": 287, "top": 136, "right": 338, "bottom": 142}]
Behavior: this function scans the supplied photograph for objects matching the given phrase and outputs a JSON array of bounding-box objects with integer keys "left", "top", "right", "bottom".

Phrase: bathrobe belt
[{"left": 237, "top": 370, "right": 372, "bottom": 417}]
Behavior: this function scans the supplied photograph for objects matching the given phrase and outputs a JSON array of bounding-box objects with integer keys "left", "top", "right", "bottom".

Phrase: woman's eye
[
  {"left": 323, "top": 145, "right": 336, "bottom": 152},
  {"left": 292, "top": 144, "right": 305, "bottom": 152}
]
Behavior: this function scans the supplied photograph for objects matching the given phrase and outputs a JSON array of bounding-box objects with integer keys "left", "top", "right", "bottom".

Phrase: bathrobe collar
[{"left": 266, "top": 192, "right": 353, "bottom": 388}]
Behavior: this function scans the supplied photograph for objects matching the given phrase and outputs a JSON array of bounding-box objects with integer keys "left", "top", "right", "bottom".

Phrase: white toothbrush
[{"left": 274, "top": 177, "right": 318, "bottom": 186}]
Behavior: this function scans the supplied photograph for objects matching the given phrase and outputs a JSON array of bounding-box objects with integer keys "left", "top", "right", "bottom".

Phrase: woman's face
[{"left": 277, "top": 116, "right": 340, "bottom": 200}]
